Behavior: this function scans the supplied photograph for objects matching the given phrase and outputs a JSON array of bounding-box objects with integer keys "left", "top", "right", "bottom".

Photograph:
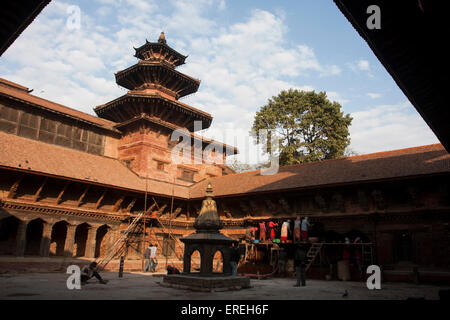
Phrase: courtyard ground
[{"left": 0, "top": 271, "right": 448, "bottom": 300}]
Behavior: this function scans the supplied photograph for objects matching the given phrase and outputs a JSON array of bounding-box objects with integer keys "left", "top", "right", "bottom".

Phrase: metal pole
[
  {"left": 142, "top": 173, "right": 148, "bottom": 271},
  {"left": 166, "top": 177, "right": 175, "bottom": 268}
]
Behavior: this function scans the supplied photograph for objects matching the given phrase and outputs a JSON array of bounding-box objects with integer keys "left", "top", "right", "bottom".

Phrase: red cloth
[
  {"left": 259, "top": 222, "right": 266, "bottom": 241},
  {"left": 301, "top": 230, "right": 308, "bottom": 241}
]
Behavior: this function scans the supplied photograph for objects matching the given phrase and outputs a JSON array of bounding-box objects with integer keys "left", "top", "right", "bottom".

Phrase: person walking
[
  {"left": 229, "top": 242, "right": 241, "bottom": 276},
  {"left": 143, "top": 244, "right": 152, "bottom": 272},
  {"left": 150, "top": 244, "right": 158, "bottom": 272},
  {"left": 294, "top": 246, "right": 307, "bottom": 287}
]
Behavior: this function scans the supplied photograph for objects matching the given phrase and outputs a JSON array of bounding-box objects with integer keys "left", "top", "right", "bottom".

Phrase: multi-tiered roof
[{"left": 94, "top": 33, "right": 212, "bottom": 132}]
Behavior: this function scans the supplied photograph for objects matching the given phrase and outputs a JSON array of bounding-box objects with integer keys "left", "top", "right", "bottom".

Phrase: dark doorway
[
  {"left": 74, "top": 223, "right": 89, "bottom": 257},
  {"left": 25, "top": 219, "right": 44, "bottom": 255},
  {"left": 95, "top": 225, "right": 109, "bottom": 258},
  {"left": 395, "top": 231, "right": 414, "bottom": 263},
  {"left": 0, "top": 216, "right": 20, "bottom": 255},
  {"left": 51, "top": 221, "right": 68, "bottom": 256}
]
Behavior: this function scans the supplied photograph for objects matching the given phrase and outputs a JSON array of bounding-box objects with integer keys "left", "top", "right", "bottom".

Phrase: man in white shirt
[{"left": 150, "top": 244, "right": 158, "bottom": 272}]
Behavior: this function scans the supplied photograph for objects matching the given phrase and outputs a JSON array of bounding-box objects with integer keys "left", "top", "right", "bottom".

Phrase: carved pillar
[
  {"left": 85, "top": 225, "right": 99, "bottom": 258},
  {"left": 64, "top": 224, "right": 77, "bottom": 257},
  {"left": 15, "top": 220, "right": 28, "bottom": 256},
  {"left": 39, "top": 221, "right": 54, "bottom": 257}
]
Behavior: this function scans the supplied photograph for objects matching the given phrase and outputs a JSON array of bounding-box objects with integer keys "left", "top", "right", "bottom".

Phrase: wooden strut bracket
[
  {"left": 7, "top": 176, "right": 23, "bottom": 199},
  {"left": 33, "top": 177, "right": 48, "bottom": 202},
  {"left": 56, "top": 182, "right": 69, "bottom": 204}
]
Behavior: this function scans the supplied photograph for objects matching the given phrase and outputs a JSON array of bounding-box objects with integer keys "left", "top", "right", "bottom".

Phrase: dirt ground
[{"left": 0, "top": 271, "right": 448, "bottom": 300}]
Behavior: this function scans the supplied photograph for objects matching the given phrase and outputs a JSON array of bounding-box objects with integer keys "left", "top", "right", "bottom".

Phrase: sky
[{"left": 0, "top": 0, "right": 439, "bottom": 165}]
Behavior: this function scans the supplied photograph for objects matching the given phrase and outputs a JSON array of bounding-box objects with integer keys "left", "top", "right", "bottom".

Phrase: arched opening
[
  {"left": 212, "top": 250, "right": 223, "bottom": 273},
  {"left": 95, "top": 225, "right": 109, "bottom": 258},
  {"left": 190, "top": 250, "right": 201, "bottom": 273},
  {"left": 0, "top": 216, "right": 20, "bottom": 255},
  {"left": 74, "top": 223, "right": 89, "bottom": 257},
  {"left": 50, "top": 221, "right": 68, "bottom": 256},
  {"left": 25, "top": 219, "right": 44, "bottom": 255}
]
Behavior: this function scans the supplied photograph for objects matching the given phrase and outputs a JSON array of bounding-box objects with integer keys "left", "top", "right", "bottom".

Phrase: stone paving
[{"left": 0, "top": 271, "right": 448, "bottom": 300}]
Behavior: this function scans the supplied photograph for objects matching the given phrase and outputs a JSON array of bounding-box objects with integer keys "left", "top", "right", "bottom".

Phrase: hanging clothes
[
  {"left": 259, "top": 221, "right": 266, "bottom": 241},
  {"left": 268, "top": 221, "right": 277, "bottom": 240},
  {"left": 294, "top": 217, "right": 301, "bottom": 242},
  {"left": 281, "top": 221, "right": 290, "bottom": 242}
]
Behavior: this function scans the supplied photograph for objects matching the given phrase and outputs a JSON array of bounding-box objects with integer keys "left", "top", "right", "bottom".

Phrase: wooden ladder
[
  {"left": 96, "top": 211, "right": 145, "bottom": 271},
  {"left": 149, "top": 215, "right": 184, "bottom": 261},
  {"left": 305, "top": 243, "right": 323, "bottom": 272}
]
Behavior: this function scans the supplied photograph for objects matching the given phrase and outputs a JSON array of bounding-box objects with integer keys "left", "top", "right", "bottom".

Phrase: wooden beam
[
  {"left": 146, "top": 202, "right": 156, "bottom": 214},
  {"left": 94, "top": 189, "right": 107, "bottom": 210},
  {"left": 33, "top": 177, "right": 48, "bottom": 202},
  {"left": 113, "top": 195, "right": 125, "bottom": 212},
  {"left": 76, "top": 185, "right": 90, "bottom": 207},
  {"left": 7, "top": 176, "right": 23, "bottom": 199},
  {"left": 56, "top": 182, "right": 69, "bottom": 204},
  {"left": 126, "top": 197, "right": 137, "bottom": 212}
]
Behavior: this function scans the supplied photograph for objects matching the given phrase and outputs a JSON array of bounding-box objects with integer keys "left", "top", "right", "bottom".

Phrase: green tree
[{"left": 251, "top": 89, "right": 353, "bottom": 166}]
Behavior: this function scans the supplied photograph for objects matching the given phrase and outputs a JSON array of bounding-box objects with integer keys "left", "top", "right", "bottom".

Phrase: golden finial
[{"left": 158, "top": 31, "right": 166, "bottom": 44}]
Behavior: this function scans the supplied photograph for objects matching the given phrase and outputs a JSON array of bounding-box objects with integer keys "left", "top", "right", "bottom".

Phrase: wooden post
[{"left": 119, "top": 256, "right": 124, "bottom": 278}]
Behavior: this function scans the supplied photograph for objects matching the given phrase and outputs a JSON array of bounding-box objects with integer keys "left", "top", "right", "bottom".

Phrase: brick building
[{"left": 0, "top": 33, "right": 449, "bottom": 278}]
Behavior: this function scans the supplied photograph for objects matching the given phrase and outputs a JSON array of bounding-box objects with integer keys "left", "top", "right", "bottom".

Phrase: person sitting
[
  {"left": 166, "top": 265, "right": 180, "bottom": 275},
  {"left": 81, "top": 262, "right": 108, "bottom": 285}
]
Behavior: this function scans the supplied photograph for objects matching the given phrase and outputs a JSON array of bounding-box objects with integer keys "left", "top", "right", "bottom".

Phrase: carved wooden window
[
  {"left": 55, "top": 122, "right": 72, "bottom": 147},
  {"left": 38, "top": 118, "right": 57, "bottom": 143},
  {"left": 179, "top": 169, "right": 195, "bottom": 182},
  {"left": 87, "top": 131, "right": 104, "bottom": 155},
  {"left": 0, "top": 104, "right": 19, "bottom": 133},
  {"left": 72, "top": 127, "right": 88, "bottom": 151},
  {"left": 156, "top": 161, "right": 165, "bottom": 171},
  {"left": 18, "top": 112, "right": 38, "bottom": 139}
]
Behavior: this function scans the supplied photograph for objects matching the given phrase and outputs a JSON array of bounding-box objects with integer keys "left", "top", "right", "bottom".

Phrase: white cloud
[
  {"left": 367, "top": 93, "right": 382, "bottom": 99},
  {"left": 357, "top": 59, "right": 370, "bottom": 71},
  {"left": 349, "top": 102, "right": 439, "bottom": 154}
]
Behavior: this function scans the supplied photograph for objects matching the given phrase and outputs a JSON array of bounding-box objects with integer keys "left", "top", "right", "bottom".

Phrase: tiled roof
[
  {"left": 189, "top": 144, "right": 450, "bottom": 198},
  {"left": 0, "top": 78, "right": 119, "bottom": 133},
  {"left": 0, "top": 131, "right": 189, "bottom": 198}
]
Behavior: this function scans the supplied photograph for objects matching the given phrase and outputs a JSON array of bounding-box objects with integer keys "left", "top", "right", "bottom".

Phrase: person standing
[
  {"left": 301, "top": 217, "right": 311, "bottom": 241},
  {"left": 230, "top": 242, "right": 241, "bottom": 276},
  {"left": 294, "top": 246, "right": 307, "bottom": 287},
  {"left": 143, "top": 244, "right": 152, "bottom": 272},
  {"left": 150, "top": 244, "right": 158, "bottom": 272}
]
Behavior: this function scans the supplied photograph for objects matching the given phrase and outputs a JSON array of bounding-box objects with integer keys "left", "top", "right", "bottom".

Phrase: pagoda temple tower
[{"left": 95, "top": 33, "right": 237, "bottom": 185}]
